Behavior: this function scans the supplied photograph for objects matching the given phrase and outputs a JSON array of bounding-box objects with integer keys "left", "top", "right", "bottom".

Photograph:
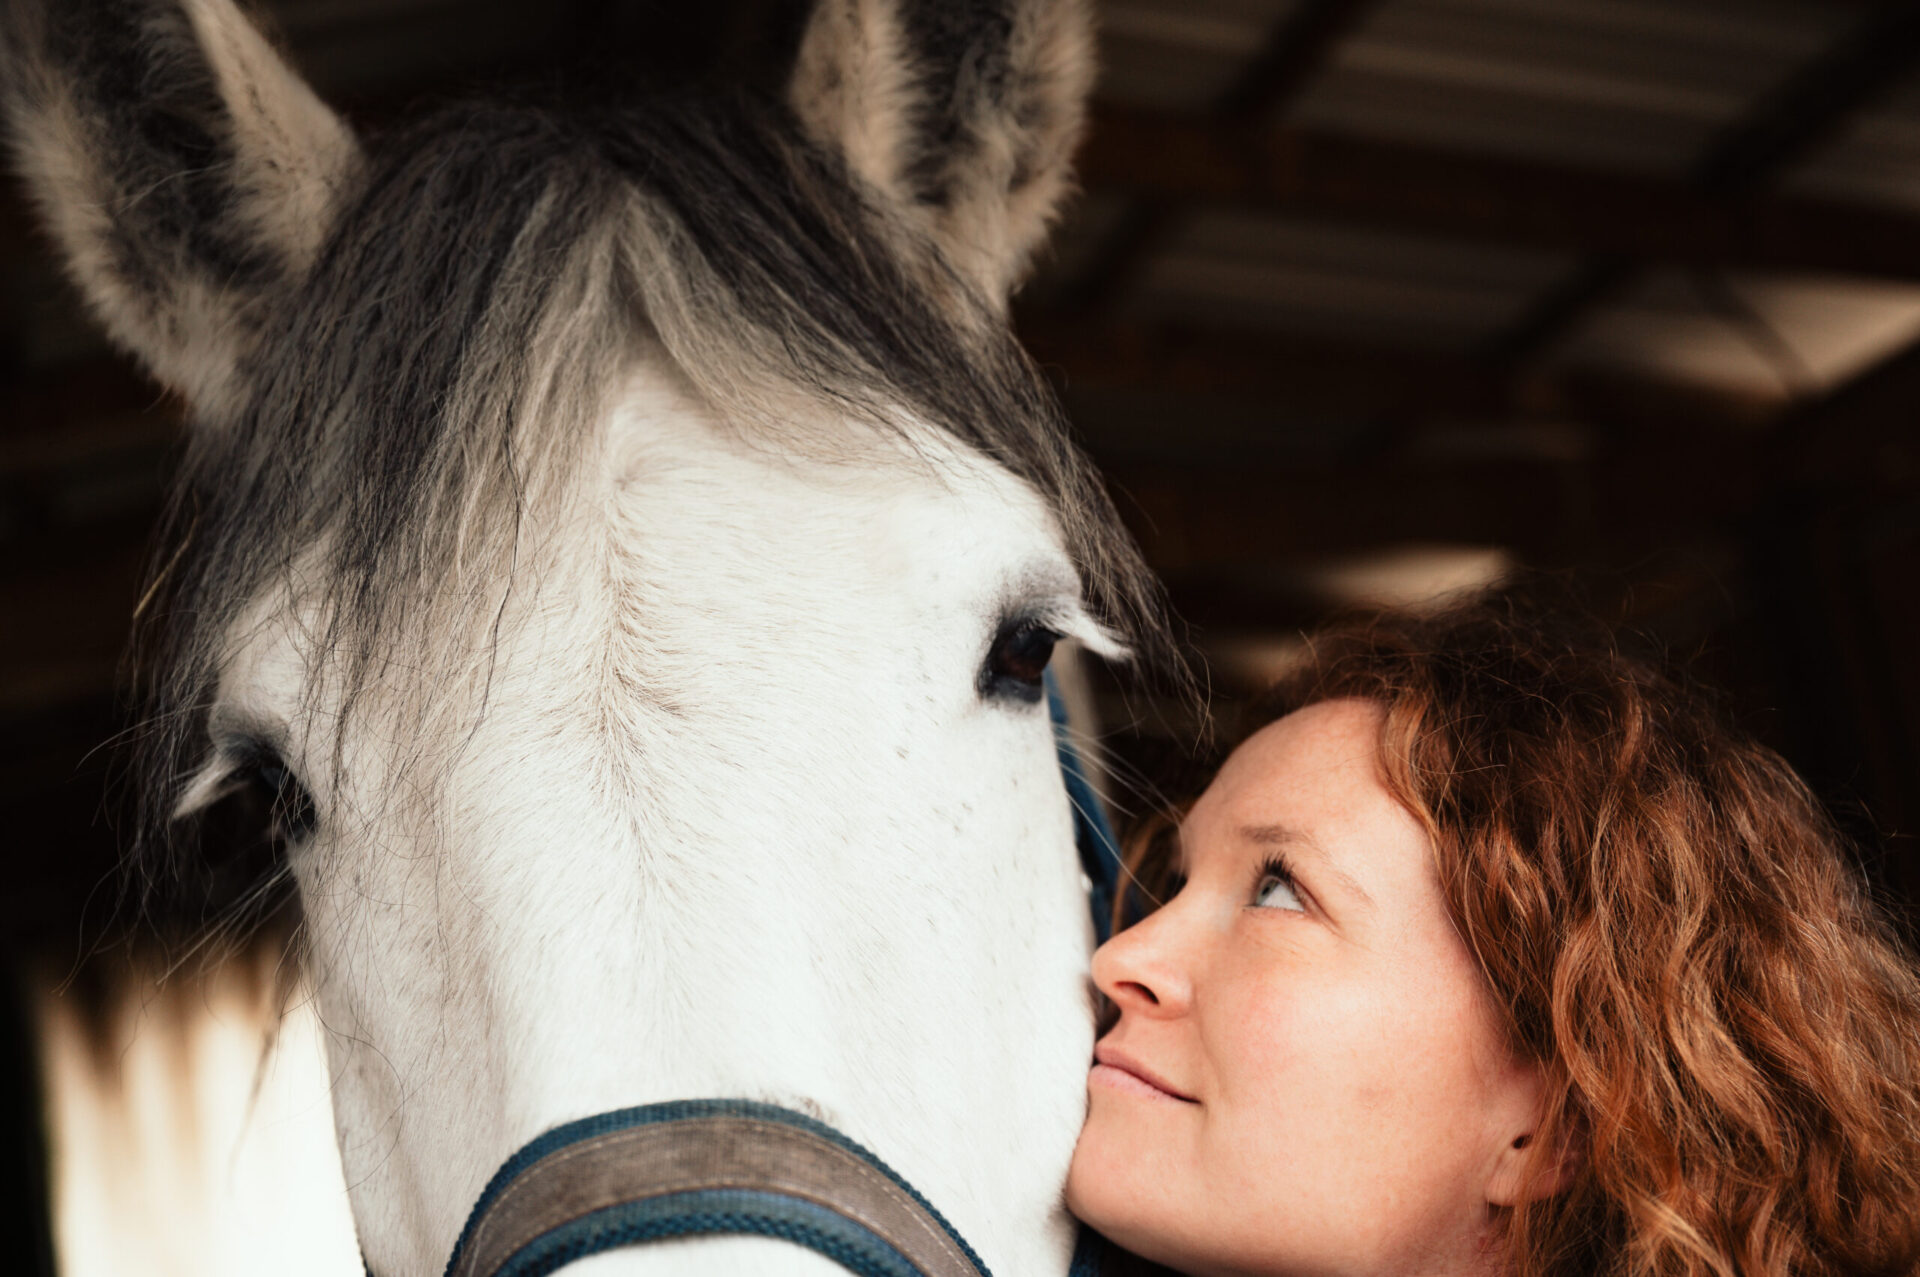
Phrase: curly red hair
[{"left": 1120, "top": 593, "right": 1920, "bottom": 1277}]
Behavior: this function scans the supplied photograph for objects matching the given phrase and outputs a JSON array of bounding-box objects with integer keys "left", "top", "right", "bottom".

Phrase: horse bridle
[
  {"left": 441, "top": 1098, "right": 998, "bottom": 1277},
  {"left": 377, "top": 675, "right": 1119, "bottom": 1277}
]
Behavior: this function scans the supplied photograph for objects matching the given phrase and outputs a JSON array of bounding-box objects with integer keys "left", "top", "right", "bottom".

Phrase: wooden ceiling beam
[
  {"left": 1485, "top": 3, "right": 1920, "bottom": 364},
  {"left": 1020, "top": 313, "right": 1780, "bottom": 438},
  {"left": 1055, "top": 0, "right": 1386, "bottom": 315},
  {"left": 1022, "top": 316, "right": 1779, "bottom": 440},
  {"left": 1694, "top": 4, "right": 1920, "bottom": 197},
  {"left": 1018, "top": 317, "right": 1507, "bottom": 421},
  {"left": 1214, "top": 0, "right": 1385, "bottom": 123},
  {"left": 1077, "top": 108, "right": 1920, "bottom": 282},
  {"left": 1096, "top": 425, "right": 1763, "bottom": 582}
]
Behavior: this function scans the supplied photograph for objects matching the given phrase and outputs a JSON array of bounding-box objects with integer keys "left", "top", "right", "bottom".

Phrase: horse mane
[{"left": 129, "top": 85, "right": 1181, "bottom": 917}]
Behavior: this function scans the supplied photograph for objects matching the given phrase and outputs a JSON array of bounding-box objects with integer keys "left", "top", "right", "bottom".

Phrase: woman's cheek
[{"left": 1220, "top": 958, "right": 1400, "bottom": 1113}]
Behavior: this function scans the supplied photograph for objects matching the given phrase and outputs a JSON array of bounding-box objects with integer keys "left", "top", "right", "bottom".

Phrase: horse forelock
[{"left": 128, "top": 86, "right": 1180, "bottom": 919}]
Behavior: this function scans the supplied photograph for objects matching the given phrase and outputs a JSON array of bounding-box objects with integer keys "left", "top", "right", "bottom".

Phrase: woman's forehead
[
  {"left": 1213, "top": 699, "right": 1388, "bottom": 815},
  {"left": 1190, "top": 699, "right": 1429, "bottom": 889}
]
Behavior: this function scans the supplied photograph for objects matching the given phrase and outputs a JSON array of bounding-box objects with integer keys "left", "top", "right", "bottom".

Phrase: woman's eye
[
  {"left": 981, "top": 619, "right": 1061, "bottom": 704},
  {"left": 1253, "top": 870, "right": 1305, "bottom": 913}
]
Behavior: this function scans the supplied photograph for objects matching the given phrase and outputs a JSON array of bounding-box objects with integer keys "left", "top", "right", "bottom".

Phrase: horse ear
[
  {"left": 3, "top": 0, "right": 361, "bottom": 423},
  {"left": 787, "top": 0, "right": 1093, "bottom": 306}
]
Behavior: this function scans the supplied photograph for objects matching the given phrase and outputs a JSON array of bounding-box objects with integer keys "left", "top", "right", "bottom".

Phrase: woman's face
[{"left": 1066, "top": 699, "right": 1543, "bottom": 1277}]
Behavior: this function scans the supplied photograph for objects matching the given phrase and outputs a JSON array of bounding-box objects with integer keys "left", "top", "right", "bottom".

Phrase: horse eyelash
[{"left": 173, "top": 754, "right": 248, "bottom": 820}]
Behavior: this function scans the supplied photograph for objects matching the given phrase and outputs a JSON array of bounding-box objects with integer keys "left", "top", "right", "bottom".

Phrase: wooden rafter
[
  {"left": 1018, "top": 316, "right": 1502, "bottom": 415},
  {"left": 1695, "top": 5, "right": 1920, "bottom": 196},
  {"left": 1487, "top": 2, "right": 1920, "bottom": 365},
  {"left": 1016, "top": 315, "right": 1780, "bottom": 435},
  {"left": 1074, "top": 109, "right": 1920, "bottom": 282},
  {"left": 1212, "top": 0, "right": 1384, "bottom": 122},
  {"left": 1097, "top": 422, "right": 1761, "bottom": 576},
  {"left": 1053, "top": 0, "right": 1386, "bottom": 315}
]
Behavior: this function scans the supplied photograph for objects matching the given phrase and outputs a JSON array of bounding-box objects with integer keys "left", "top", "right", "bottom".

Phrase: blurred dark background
[{"left": 2, "top": 0, "right": 1917, "bottom": 1266}]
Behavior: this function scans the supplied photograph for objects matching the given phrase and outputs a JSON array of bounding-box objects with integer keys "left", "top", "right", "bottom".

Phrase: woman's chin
[
  {"left": 1065, "top": 1111, "right": 1152, "bottom": 1246},
  {"left": 1063, "top": 1123, "right": 1110, "bottom": 1226},
  {"left": 1066, "top": 1160, "right": 1188, "bottom": 1275}
]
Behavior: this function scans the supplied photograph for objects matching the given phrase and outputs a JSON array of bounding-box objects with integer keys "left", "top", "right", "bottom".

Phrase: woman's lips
[{"left": 1091, "top": 1043, "right": 1196, "bottom": 1103}]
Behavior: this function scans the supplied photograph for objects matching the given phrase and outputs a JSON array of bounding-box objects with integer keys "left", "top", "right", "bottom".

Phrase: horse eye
[
  {"left": 242, "top": 751, "right": 318, "bottom": 844},
  {"left": 981, "top": 620, "right": 1060, "bottom": 704}
]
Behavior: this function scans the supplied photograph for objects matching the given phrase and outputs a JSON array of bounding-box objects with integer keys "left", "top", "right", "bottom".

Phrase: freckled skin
[{"left": 1067, "top": 700, "right": 1545, "bottom": 1277}]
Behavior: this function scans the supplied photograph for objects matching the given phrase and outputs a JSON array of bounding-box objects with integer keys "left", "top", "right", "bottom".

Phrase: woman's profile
[{"left": 1069, "top": 593, "right": 1920, "bottom": 1277}]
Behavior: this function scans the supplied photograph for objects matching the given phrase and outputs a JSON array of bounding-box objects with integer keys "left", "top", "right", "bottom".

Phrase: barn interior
[{"left": 2, "top": 2, "right": 1918, "bottom": 1272}]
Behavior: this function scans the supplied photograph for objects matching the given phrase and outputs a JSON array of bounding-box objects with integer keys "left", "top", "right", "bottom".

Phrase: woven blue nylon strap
[
  {"left": 467, "top": 1188, "right": 923, "bottom": 1277},
  {"left": 442, "top": 1100, "right": 992, "bottom": 1277},
  {"left": 1046, "top": 670, "right": 1123, "bottom": 944}
]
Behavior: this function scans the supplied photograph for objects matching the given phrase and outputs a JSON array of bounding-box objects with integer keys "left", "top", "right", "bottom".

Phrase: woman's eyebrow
[{"left": 1239, "top": 823, "right": 1376, "bottom": 911}]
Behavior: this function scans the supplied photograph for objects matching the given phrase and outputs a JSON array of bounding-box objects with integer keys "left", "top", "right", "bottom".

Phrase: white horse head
[{"left": 5, "top": 1, "right": 1179, "bottom": 1273}]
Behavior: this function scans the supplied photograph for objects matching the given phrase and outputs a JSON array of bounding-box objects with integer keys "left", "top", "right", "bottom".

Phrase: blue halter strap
[
  {"left": 441, "top": 1099, "right": 992, "bottom": 1277},
  {"left": 1047, "top": 670, "right": 1123, "bottom": 945},
  {"left": 434, "top": 1098, "right": 1112, "bottom": 1277}
]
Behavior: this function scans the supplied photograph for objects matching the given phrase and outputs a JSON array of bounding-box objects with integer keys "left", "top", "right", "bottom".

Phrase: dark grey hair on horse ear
[
  {"left": 0, "top": 0, "right": 363, "bottom": 422},
  {"left": 786, "top": 0, "right": 1094, "bottom": 306}
]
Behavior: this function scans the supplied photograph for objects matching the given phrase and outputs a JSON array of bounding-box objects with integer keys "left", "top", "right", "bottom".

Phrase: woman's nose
[{"left": 1090, "top": 903, "right": 1194, "bottom": 1017}]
